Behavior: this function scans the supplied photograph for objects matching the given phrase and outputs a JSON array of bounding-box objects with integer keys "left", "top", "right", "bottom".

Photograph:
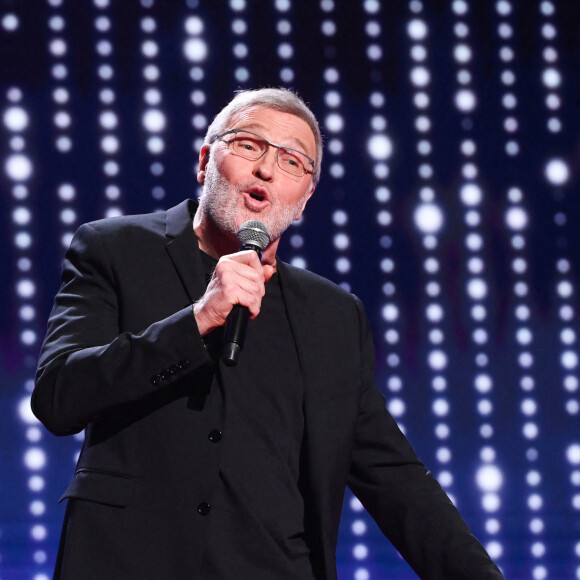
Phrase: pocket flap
[{"left": 60, "top": 469, "right": 135, "bottom": 507}]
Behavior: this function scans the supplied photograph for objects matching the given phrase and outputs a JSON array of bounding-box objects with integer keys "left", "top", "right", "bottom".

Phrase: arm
[
  {"left": 32, "top": 222, "right": 214, "bottom": 436},
  {"left": 347, "top": 300, "right": 504, "bottom": 579}
]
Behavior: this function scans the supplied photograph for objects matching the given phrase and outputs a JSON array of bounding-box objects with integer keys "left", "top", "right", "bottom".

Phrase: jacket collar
[{"left": 164, "top": 199, "right": 207, "bottom": 303}]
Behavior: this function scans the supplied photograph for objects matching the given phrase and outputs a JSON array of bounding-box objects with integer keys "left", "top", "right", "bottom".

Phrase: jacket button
[
  {"left": 197, "top": 501, "right": 211, "bottom": 516},
  {"left": 160, "top": 370, "right": 171, "bottom": 380},
  {"left": 208, "top": 429, "right": 222, "bottom": 443},
  {"left": 177, "top": 359, "right": 190, "bottom": 369},
  {"left": 151, "top": 374, "right": 162, "bottom": 385}
]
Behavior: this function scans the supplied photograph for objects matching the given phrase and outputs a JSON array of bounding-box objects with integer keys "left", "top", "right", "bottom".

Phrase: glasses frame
[{"left": 215, "top": 129, "right": 315, "bottom": 177}]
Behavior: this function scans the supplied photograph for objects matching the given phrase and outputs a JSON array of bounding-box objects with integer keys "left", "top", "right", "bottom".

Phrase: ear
[
  {"left": 197, "top": 145, "right": 211, "bottom": 185},
  {"left": 294, "top": 183, "right": 316, "bottom": 221}
]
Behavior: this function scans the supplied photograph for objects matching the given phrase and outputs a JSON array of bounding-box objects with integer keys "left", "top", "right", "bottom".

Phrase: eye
[
  {"left": 235, "top": 137, "right": 260, "bottom": 152},
  {"left": 279, "top": 150, "right": 302, "bottom": 169}
]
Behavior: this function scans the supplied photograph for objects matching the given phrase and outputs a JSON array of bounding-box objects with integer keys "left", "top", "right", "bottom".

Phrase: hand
[{"left": 193, "top": 250, "right": 275, "bottom": 336}]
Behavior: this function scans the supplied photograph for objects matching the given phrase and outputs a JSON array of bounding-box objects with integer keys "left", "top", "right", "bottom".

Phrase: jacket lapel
[{"left": 165, "top": 199, "right": 207, "bottom": 303}]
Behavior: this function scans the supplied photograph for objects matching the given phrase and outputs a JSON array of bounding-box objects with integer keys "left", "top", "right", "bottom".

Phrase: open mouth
[{"left": 249, "top": 192, "right": 265, "bottom": 202}]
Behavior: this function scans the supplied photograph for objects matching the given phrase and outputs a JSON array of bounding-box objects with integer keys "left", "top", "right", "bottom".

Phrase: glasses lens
[
  {"left": 230, "top": 132, "right": 265, "bottom": 160},
  {"left": 277, "top": 149, "right": 307, "bottom": 177}
]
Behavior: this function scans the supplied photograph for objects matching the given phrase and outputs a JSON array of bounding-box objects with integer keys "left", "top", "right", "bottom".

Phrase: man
[{"left": 33, "top": 88, "right": 504, "bottom": 579}]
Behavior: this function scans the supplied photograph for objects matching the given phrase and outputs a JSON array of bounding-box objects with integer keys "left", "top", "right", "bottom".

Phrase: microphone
[{"left": 221, "top": 220, "right": 271, "bottom": 366}]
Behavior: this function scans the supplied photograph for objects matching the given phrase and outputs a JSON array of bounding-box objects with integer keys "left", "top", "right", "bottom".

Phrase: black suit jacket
[{"left": 33, "top": 200, "right": 504, "bottom": 579}]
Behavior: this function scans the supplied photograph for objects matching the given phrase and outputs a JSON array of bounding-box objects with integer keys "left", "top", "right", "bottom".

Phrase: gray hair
[{"left": 203, "top": 87, "right": 323, "bottom": 185}]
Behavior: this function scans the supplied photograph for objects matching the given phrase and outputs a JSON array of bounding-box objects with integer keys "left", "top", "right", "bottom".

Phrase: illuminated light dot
[
  {"left": 325, "top": 113, "right": 344, "bottom": 133},
  {"left": 436, "top": 447, "right": 452, "bottom": 463},
  {"left": 452, "top": 0, "right": 469, "bottom": 15},
  {"left": 562, "top": 351, "right": 579, "bottom": 370},
  {"left": 351, "top": 519, "right": 367, "bottom": 535},
  {"left": 573, "top": 495, "right": 580, "bottom": 510},
  {"left": 481, "top": 424, "right": 494, "bottom": 438},
  {"left": 370, "top": 115, "right": 387, "bottom": 132},
  {"left": 183, "top": 38, "right": 208, "bottom": 62},
  {"left": 332, "top": 210, "right": 348, "bottom": 226},
  {"left": 335, "top": 257, "right": 350, "bottom": 274},
  {"left": 147, "top": 136, "right": 165, "bottom": 154},
  {"left": 481, "top": 447, "right": 496, "bottom": 463},
  {"left": 28, "top": 475, "right": 45, "bottom": 492},
  {"left": 384, "top": 330, "right": 399, "bottom": 344},
  {"left": 388, "top": 376, "right": 403, "bottom": 392},
  {"left": 234, "top": 67, "right": 250, "bottom": 82},
  {"left": 388, "top": 398, "right": 405, "bottom": 418},
  {"left": 407, "top": 18, "right": 427, "bottom": 40},
  {"left": 432, "top": 377, "right": 447, "bottom": 392},
  {"left": 414, "top": 203, "right": 443, "bottom": 234},
  {"left": 560, "top": 305, "right": 575, "bottom": 321},
  {"left": 523, "top": 423, "right": 539, "bottom": 439},
  {"left": 567, "top": 401, "right": 580, "bottom": 415},
  {"left": 465, "top": 233, "right": 483, "bottom": 251},
  {"left": 350, "top": 496, "right": 364, "bottom": 512},
  {"left": 5, "top": 154, "right": 33, "bottom": 181},
  {"left": 324, "top": 67, "right": 340, "bottom": 83},
  {"left": 380, "top": 258, "right": 394, "bottom": 273},
  {"left": 382, "top": 304, "right": 399, "bottom": 322},
  {"left": 531, "top": 541, "right": 546, "bottom": 558},
  {"left": 18, "top": 397, "right": 38, "bottom": 424},
  {"left": 426, "top": 303, "right": 444, "bottom": 322},
  {"left": 429, "top": 329, "right": 444, "bottom": 344},
  {"left": 31, "top": 524, "right": 47, "bottom": 541},
  {"left": 275, "top": 0, "right": 291, "bottom": 10},
  {"left": 453, "top": 44, "right": 472, "bottom": 63},
  {"left": 233, "top": 43, "right": 248, "bottom": 59},
  {"left": 455, "top": 89, "right": 477, "bottom": 112},
  {"left": 532, "top": 567, "right": 548, "bottom": 580},
  {"left": 30, "top": 500, "right": 46, "bottom": 516},
  {"left": 542, "top": 67, "right": 561, "bottom": 89},
  {"left": 505, "top": 206, "right": 528, "bottom": 230},
  {"left": 367, "top": 44, "right": 383, "bottom": 60},
  {"left": 185, "top": 15, "right": 204, "bottom": 35},
  {"left": 567, "top": 444, "right": 580, "bottom": 465},
  {"left": 467, "top": 278, "right": 487, "bottom": 300},
  {"left": 277, "top": 19, "right": 291, "bottom": 34},
  {"left": 414, "top": 92, "right": 430, "bottom": 108},
  {"left": 547, "top": 117, "right": 562, "bottom": 133},
  {"left": 410, "top": 66, "right": 430, "bottom": 87},
  {"left": 377, "top": 210, "right": 392, "bottom": 227},
  {"left": 24, "top": 448, "right": 46, "bottom": 470},
  {"left": 333, "top": 233, "right": 350, "bottom": 250},
  {"left": 330, "top": 162, "right": 345, "bottom": 178},
  {"left": 365, "top": 21, "right": 381, "bottom": 37},
  {"left": 529, "top": 517, "right": 544, "bottom": 533},
  {"left": 20, "top": 305, "right": 35, "bottom": 320},
  {"left": 482, "top": 493, "right": 500, "bottom": 512},
  {"left": 435, "top": 424, "right": 450, "bottom": 439},
  {"left": 16, "top": 279, "right": 35, "bottom": 298},
  {"left": 564, "top": 376, "right": 578, "bottom": 392},
  {"left": 460, "top": 183, "right": 482, "bottom": 206},
  {"left": 353, "top": 543, "right": 369, "bottom": 559},
  {"left": 366, "top": 134, "right": 393, "bottom": 161},
  {"left": 486, "top": 519, "right": 501, "bottom": 534},
  {"left": 468, "top": 257, "right": 484, "bottom": 274},
  {"left": 354, "top": 568, "right": 370, "bottom": 580},
  {"left": 2, "top": 13, "right": 19, "bottom": 30},
  {"left": 486, "top": 541, "right": 503, "bottom": 560},
  {"left": 99, "top": 111, "right": 118, "bottom": 130},
  {"left": 476, "top": 465, "right": 503, "bottom": 492},
  {"left": 363, "top": 0, "right": 380, "bottom": 14},
  {"left": 142, "top": 109, "right": 166, "bottom": 133},
  {"left": 557, "top": 280, "right": 573, "bottom": 298},
  {"left": 101, "top": 135, "right": 119, "bottom": 154},
  {"left": 438, "top": 471, "right": 453, "bottom": 487},
  {"left": 478, "top": 400, "right": 493, "bottom": 415},
  {"left": 321, "top": 20, "right": 336, "bottom": 35},
  {"left": 415, "top": 116, "right": 431, "bottom": 132},
  {"left": 561, "top": 328, "right": 577, "bottom": 344},
  {"left": 290, "top": 256, "right": 306, "bottom": 269},
  {"left": 103, "top": 161, "right": 119, "bottom": 177},
  {"left": 424, "top": 257, "right": 439, "bottom": 274},
  {"left": 4, "top": 106, "right": 29, "bottom": 132},
  {"left": 512, "top": 258, "right": 527, "bottom": 274},
  {"left": 433, "top": 398, "right": 449, "bottom": 416},
  {"left": 12, "top": 206, "right": 31, "bottom": 225},
  {"left": 519, "top": 352, "right": 534, "bottom": 368}
]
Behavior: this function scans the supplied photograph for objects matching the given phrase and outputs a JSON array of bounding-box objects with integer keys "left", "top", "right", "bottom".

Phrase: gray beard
[{"left": 200, "top": 157, "right": 309, "bottom": 242}]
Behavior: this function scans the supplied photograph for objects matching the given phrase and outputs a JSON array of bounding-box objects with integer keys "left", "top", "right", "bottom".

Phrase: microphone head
[{"left": 237, "top": 220, "right": 270, "bottom": 251}]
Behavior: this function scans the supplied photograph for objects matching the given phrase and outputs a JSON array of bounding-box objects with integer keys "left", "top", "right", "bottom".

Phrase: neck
[{"left": 193, "top": 204, "right": 279, "bottom": 268}]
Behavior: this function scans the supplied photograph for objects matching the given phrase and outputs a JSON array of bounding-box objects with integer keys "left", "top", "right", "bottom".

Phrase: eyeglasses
[{"left": 215, "top": 129, "right": 315, "bottom": 178}]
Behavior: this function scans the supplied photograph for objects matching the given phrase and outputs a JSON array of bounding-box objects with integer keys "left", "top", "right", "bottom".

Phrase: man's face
[{"left": 197, "top": 106, "right": 316, "bottom": 243}]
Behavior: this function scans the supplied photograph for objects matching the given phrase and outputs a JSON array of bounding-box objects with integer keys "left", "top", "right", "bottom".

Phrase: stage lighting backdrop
[{"left": 1, "top": 1, "right": 580, "bottom": 579}]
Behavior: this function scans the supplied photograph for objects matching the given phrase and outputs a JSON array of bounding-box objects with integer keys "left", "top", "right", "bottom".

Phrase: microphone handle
[{"left": 221, "top": 242, "right": 263, "bottom": 366}]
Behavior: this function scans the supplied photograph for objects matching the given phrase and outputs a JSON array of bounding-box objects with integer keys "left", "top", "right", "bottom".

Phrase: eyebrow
[{"left": 234, "top": 122, "right": 312, "bottom": 156}]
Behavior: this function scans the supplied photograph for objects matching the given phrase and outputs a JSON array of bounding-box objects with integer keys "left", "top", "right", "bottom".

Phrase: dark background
[{"left": 1, "top": 1, "right": 579, "bottom": 578}]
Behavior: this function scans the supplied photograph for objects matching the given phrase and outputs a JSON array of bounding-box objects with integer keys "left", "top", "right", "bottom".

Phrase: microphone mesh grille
[{"left": 237, "top": 220, "right": 270, "bottom": 250}]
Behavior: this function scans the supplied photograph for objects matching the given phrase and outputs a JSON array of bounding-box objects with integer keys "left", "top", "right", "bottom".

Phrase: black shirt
[{"left": 199, "top": 253, "right": 315, "bottom": 579}]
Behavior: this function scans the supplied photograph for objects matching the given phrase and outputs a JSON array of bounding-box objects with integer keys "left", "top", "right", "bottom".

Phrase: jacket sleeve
[
  {"left": 32, "top": 222, "right": 214, "bottom": 436},
  {"left": 347, "top": 298, "right": 504, "bottom": 580}
]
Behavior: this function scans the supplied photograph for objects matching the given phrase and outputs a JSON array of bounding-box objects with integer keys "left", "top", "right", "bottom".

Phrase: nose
[{"left": 252, "top": 148, "right": 277, "bottom": 181}]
